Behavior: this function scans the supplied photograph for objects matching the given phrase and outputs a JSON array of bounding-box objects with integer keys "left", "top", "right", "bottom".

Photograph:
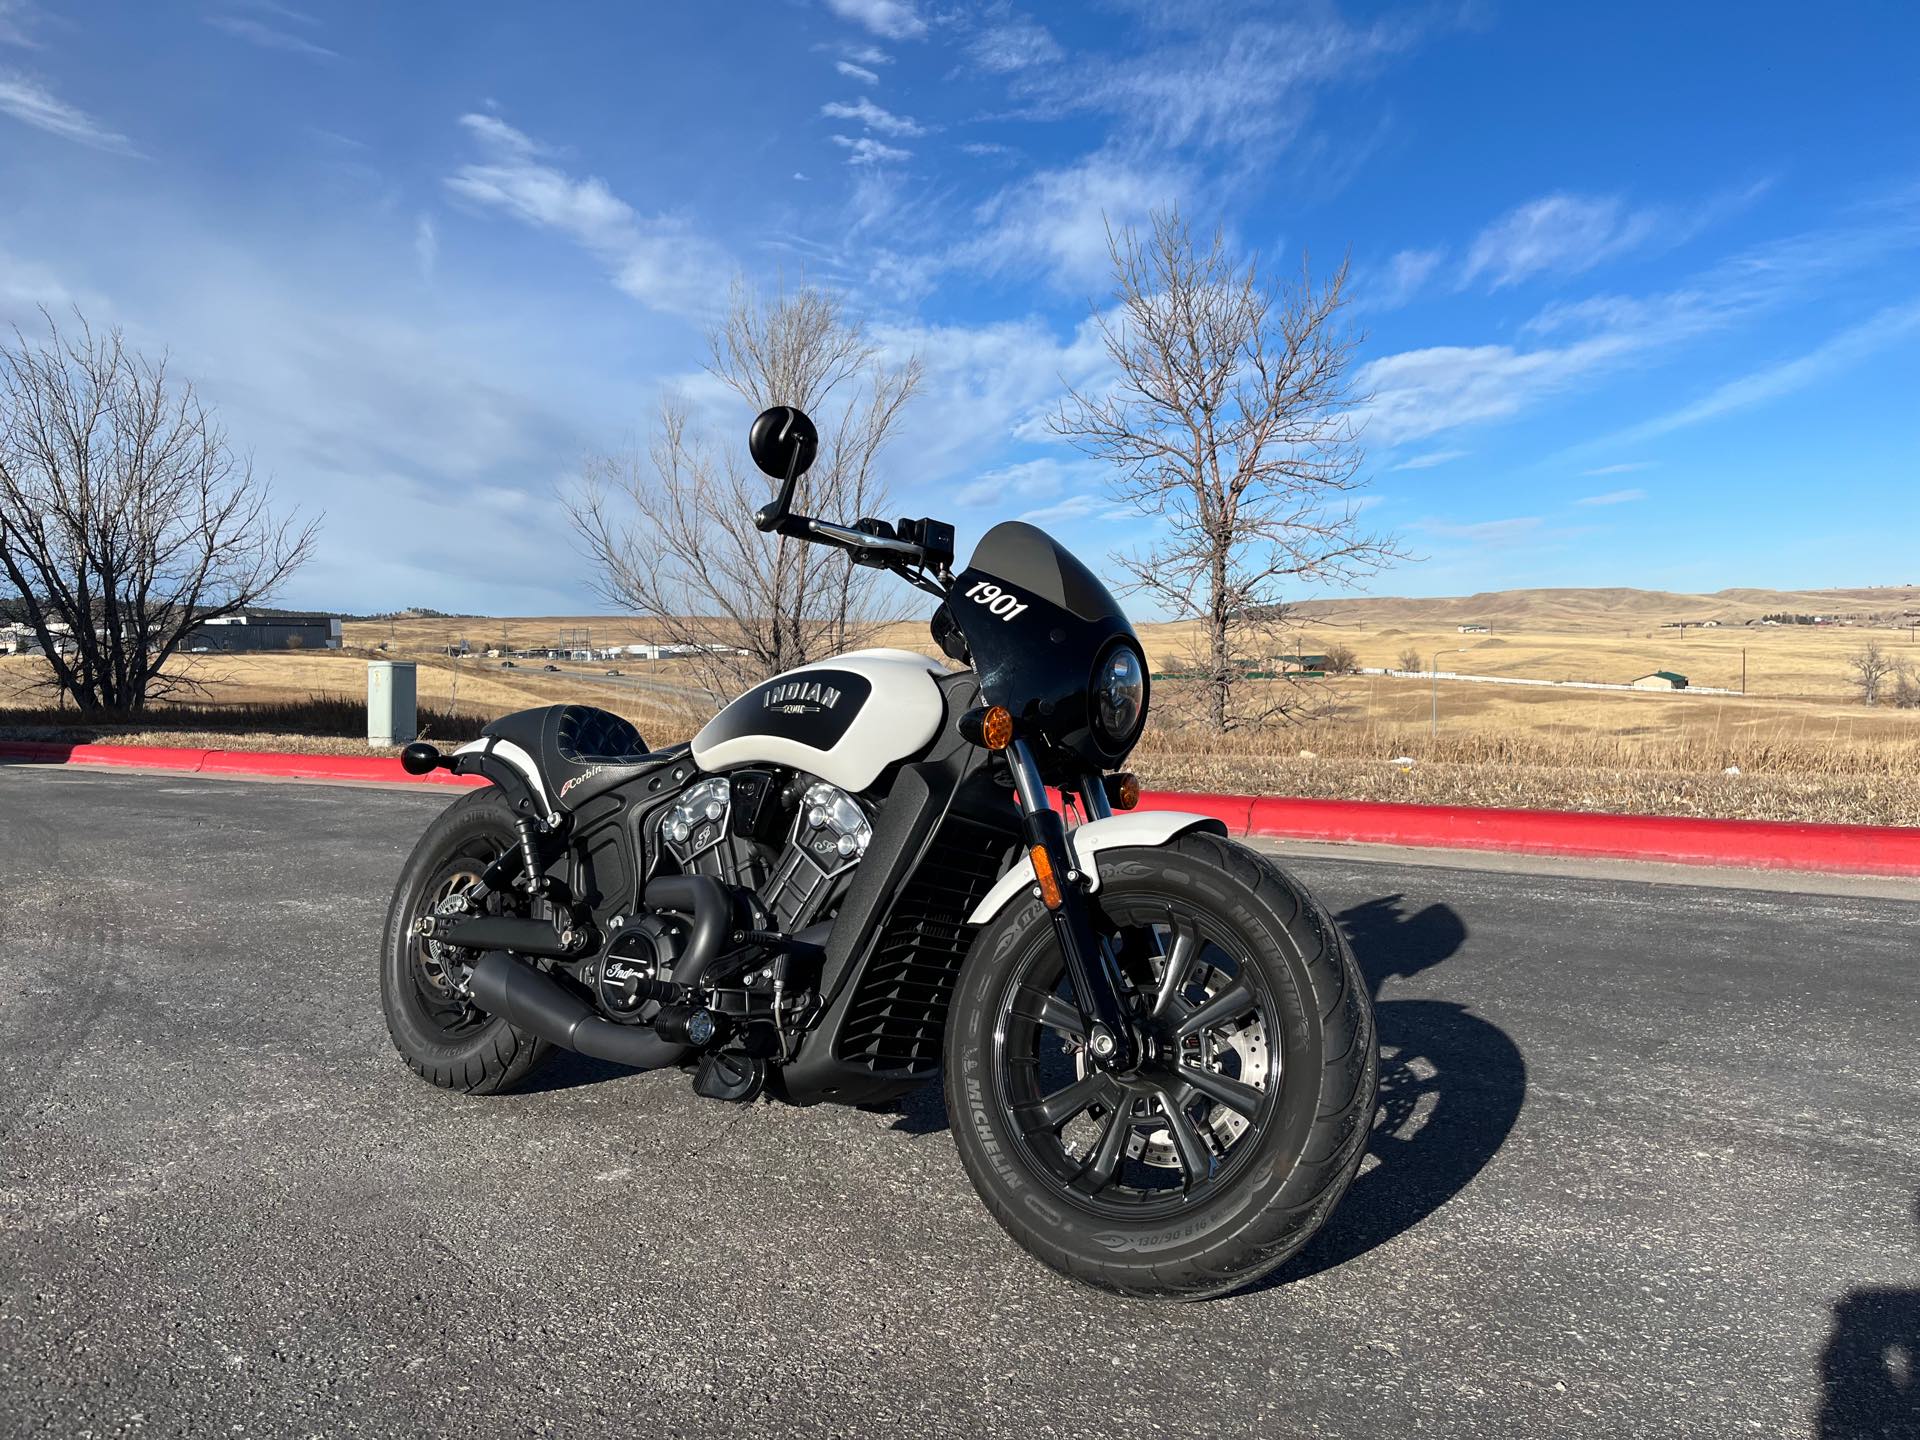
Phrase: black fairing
[{"left": 949, "top": 521, "right": 1148, "bottom": 768}]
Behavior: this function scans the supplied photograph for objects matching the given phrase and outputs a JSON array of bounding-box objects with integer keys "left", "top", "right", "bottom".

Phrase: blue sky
[{"left": 1, "top": 0, "right": 1916, "bottom": 616}]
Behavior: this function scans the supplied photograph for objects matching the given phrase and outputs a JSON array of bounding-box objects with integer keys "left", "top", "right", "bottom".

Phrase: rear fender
[
  {"left": 965, "top": 811, "right": 1230, "bottom": 926},
  {"left": 453, "top": 736, "right": 557, "bottom": 823}
]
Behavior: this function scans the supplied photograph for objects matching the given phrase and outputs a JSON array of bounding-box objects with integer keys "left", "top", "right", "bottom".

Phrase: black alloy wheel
[{"left": 996, "top": 898, "right": 1281, "bottom": 1215}]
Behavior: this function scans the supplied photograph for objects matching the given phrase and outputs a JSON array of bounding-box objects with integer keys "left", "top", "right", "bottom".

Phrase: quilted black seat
[{"left": 479, "top": 703, "right": 688, "bottom": 810}]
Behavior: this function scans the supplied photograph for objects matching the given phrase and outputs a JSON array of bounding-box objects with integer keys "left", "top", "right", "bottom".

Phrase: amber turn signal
[
  {"left": 1028, "top": 843, "right": 1063, "bottom": 909},
  {"left": 960, "top": 704, "right": 1016, "bottom": 751},
  {"left": 1105, "top": 771, "right": 1141, "bottom": 810}
]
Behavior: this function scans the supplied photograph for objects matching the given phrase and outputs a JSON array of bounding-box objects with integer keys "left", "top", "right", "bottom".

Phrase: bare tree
[
  {"left": 0, "top": 311, "right": 317, "bottom": 714},
  {"left": 1892, "top": 663, "right": 1919, "bottom": 710},
  {"left": 568, "top": 283, "right": 921, "bottom": 701},
  {"left": 1397, "top": 646, "right": 1423, "bottom": 674},
  {"left": 1052, "top": 208, "right": 1400, "bottom": 732},
  {"left": 1846, "top": 640, "right": 1901, "bottom": 706},
  {"left": 1318, "top": 639, "right": 1359, "bottom": 675}
]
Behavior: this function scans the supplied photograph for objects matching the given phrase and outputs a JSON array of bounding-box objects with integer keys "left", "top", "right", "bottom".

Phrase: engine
[{"left": 654, "top": 769, "right": 873, "bottom": 932}]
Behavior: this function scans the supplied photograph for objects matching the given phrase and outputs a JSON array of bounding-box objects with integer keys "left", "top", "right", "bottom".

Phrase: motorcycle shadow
[
  {"left": 1261, "top": 893, "right": 1527, "bottom": 1287},
  {"left": 519, "top": 1050, "right": 650, "bottom": 1093},
  {"left": 1815, "top": 1193, "right": 1920, "bottom": 1437}
]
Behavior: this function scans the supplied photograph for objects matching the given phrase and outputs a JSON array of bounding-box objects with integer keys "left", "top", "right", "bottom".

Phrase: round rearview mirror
[{"left": 748, "top": 406, "right": 819, "bottom": 480}]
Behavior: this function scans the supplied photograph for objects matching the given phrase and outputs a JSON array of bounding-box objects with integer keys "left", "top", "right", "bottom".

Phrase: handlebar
[
  {"left": 757, "top": 505, "right": 956, "bottom": 582},
  {"left": 802, "top": 516, "right": 926, "bottom": 559}
]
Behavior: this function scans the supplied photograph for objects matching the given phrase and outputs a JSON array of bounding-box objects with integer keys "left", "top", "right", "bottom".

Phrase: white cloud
[
  {"left": 0, "top": 209, "right": 659, "bottom": 616},
  {"left": 1028, "top": 11, "right": 1429, "bottom": 156},
  {"left": 1461, "top": 193, "right": 1663, "bottom": 290},
  {"left": 1386, "top": 449, "right": 1466, "bottom": 472},
  {"left": 867, "top": 312, "right": 1111, "bottom": 491},
  {"left": 1461, "top": 182, "right": 1771, "bottom": 292},
  {"left": 1018, "top": 493, "right": 1108, "bottom": 524},
  {"left": 832, "top": 134, "right": 911, "bottom": 166},
  {"left": 455, "top": 111, "right": 540, "bottom": 157},
  {"left": 970, "top": 15, "right": 1062, "bottom": 72},
  {"left": 1417, "top": 516, "right": 1545, "bottom": 546},
  {"left": 824, "top": 0, "right": 925, "bottom": 41},
  {"left": 445, "top": 111, "right": 728, "bottom": 317},
  {"left": 1356, "top": 203, "right": 1913, "bottom": 447},
  {"left": 1611, "top": 299, "right": 1920, "bottom": 444},
  {"left": 821, "top": 96, "right": 924, "bottom": 137},
  {"left": 1582, "top": 460, "right": 1654, "bottom": 476},
  {"left": 1370, "top": 247, "right": 1442, "bottom": 308},
  {"left": 1359, "top": 332, "right": 1640, "bottom": 445},
  {"left": 0, "top": 243, "right": 86, "bottom": 319},
  {"left": 1575, "top": 488, "right": 1646, "bottom": 506},
  {"left": 0, "top": 0, "right": 39, "bottom": 47},
  {"left": 204, "top": 12, "right": 336, "bottom": 59},
  {"left": 962, "top": 149, "right": 1187, "bottom": 287},
  {"left": 413, "top": 215, "right": 437, "bottom": 279},
  {"left": 0, "top": 71, "right": 134, "bottom": 152},
  {"left": 835, "top": 60, "right": 879, "bottom": 84},
  {"left": 843, "top": 43, "right": 892, "bottom": 66},
  {"left": 952, "top": 456, "right": 1105, "bottom": 507}
]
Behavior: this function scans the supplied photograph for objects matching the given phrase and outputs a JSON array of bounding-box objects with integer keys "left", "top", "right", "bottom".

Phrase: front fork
[{"left": 1004, "top": 740, "right": 1137, "bottom": 1073}]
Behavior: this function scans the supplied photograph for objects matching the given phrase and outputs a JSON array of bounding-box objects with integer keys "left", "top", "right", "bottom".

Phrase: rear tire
[
  {"left": 944, "top": 830, "right": 1377, "bottom": 1300},
  {"left": 380, "top": 789, "right": 551, "bottom": 1095}
]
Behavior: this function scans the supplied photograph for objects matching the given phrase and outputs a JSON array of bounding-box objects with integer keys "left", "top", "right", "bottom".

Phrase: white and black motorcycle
[{"left": 381, "top": 406, "right": 1377, "bottom": 1299}]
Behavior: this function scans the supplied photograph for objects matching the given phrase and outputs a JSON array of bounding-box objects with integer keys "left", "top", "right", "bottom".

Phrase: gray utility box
[{"left": 368, "top": 661, "right": 418, "bottom": 748}]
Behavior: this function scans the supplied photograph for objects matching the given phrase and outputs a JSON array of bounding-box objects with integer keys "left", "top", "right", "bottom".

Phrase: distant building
[
  {"left": 1457, "top": 624, "right": 1490, "bottom": 633},
  {"left": 184, "top": 614, "right": 343, "bottom": 652},
  {"left": 2, "top": 620, "right": 75, "bottom": 656},
  {"left": 1274, "top": 653, "right": 1330, "bottom": 675},
  {"left": 1631, "top": 671, "right": 1689, "bottom": 691}
]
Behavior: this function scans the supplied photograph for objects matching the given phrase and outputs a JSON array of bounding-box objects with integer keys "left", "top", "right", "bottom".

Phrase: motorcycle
[{"left": 380, "top": 405, "right": 1378, "bottom": 1299}]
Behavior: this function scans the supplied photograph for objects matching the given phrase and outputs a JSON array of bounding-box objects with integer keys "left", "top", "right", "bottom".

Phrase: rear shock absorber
[{"left": 513, "top": 814, "right": 546, "bottom": 895}]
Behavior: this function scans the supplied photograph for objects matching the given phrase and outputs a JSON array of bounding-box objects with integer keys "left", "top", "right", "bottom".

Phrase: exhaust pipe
[
  {"left": 466, "top": 950, "right": 690, "bottom": 1070},
  {"left": 464, "top": 874, "right": 735, "bottom": 1070}
]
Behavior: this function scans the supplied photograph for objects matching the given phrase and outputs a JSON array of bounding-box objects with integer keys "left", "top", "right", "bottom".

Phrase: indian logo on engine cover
[{"left": 762, "top": 679, "right": 842, "bottom": 714}]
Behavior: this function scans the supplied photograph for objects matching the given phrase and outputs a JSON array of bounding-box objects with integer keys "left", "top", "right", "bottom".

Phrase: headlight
[{"left": 1092, "top": 645, "right": 1146, "bottom": 745}]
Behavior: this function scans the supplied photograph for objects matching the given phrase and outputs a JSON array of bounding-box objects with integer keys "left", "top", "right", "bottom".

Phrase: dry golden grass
[
  {"left": 0, "top": 650, "right": 696, "bottom": 752},
  {"left": 1132, "top": 676, "right": 1920, "bottom": 825},
  {"left": 7, "top": 586, "right": 1918, "bottom": 826},
  {"left": 1131, "top": 616, "right": 1920, "bottom": 701}
]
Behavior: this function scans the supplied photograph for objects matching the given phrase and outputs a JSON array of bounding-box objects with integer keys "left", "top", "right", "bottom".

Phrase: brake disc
[{"left": 1066, "top": 955, "right": 1274, "bottom": 1172}]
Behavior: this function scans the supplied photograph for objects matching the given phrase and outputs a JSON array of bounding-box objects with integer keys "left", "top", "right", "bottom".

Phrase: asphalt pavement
[{"left": 0, "top": 764, "right": 1915, "bottom": 1439}]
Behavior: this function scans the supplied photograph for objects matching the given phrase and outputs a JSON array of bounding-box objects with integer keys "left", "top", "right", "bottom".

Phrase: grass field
[{"left": 4, "top": 584, "right": 1917, "bottom": 824}]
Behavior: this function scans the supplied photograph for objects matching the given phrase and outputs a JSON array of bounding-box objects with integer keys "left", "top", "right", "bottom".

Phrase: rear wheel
[
  {"left": 944, "top": 830, "right": 1376, "bottom": 1300},
  {"left": 379, "top": 789, "right": 551, "bottom": 1094}
]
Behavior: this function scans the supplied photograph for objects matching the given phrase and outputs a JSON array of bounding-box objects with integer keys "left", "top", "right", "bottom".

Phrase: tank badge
[{"left": 762, "top": 680, "right": 842, "bottom": 714}]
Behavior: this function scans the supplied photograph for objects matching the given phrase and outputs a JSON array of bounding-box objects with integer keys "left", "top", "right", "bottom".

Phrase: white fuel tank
[{"left": 691, "top": 649, "right": 948, "bottom": 793}]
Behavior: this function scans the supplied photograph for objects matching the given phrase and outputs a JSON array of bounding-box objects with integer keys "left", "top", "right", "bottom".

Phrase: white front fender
[{"left": 965, "top": 811, "right": 1231, "bottom": 926}]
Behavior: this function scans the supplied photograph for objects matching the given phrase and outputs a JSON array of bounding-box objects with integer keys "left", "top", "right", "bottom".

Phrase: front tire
[
  {"left": 944, "top": 831, "right": 1377, "bottom": 1300},
  {"left": 380, "top": 789, "right": 551, "bottom": 1094}
]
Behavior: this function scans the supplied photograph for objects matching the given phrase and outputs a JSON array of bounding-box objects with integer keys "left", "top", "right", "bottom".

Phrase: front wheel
[{"left": 944, "top": 831, "right": 1377, "bottom": 1300}]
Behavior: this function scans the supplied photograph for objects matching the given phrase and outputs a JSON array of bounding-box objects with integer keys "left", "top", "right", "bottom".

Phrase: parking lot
[{"left": 1, "top": 764, "right": 1915, "bottom": 1438}]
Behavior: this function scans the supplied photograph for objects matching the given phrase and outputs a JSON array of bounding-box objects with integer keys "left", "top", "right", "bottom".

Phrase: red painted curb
[
  {"left": 1140, "top": 790, "right": 1920, "bottom": 878},
  {"left": 0, "top": 739, "right": 484, "bottom": 788},
  {"left": 4, "top": 740, "right": 1916, "bottom": 878}
]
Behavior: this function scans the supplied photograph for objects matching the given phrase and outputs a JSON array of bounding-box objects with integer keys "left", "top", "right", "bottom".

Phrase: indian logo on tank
[{"left": 762, "top": 679, "right": 843, "bottom": 714}]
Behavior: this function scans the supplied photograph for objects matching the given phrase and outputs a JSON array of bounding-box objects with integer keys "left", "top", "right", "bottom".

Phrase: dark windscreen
[
  {"left": 964, "top": 522, "right": 1125, "bottom": 624},
  {"left": 947, "top": 521, "right": 1142, "bottom": 757}
]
